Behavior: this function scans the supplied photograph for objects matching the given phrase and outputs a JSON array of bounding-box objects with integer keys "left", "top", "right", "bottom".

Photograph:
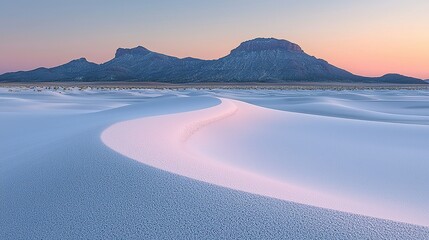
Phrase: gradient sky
[{"left": 1, "top": 0, "right": 428, "bottom": 78}]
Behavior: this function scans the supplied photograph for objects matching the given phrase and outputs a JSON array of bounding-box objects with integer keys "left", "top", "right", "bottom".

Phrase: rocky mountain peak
[
  {"left": 115, "top": 46, "right": 151, "bottom": 58},
  {"left": 230, "top": 38, "right": 304, "bottom": 55},
  {"left": 70, "top": 57, "right": 88, "bottom": 63},
  {"left": 61, "top": 57, "right": 93, "bottom": 67}
]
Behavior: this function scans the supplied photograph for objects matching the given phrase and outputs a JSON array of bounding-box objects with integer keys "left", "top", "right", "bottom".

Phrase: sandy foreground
[
  {"left": 102, "top": 97, "right": 429, "bottom": 227},
  {"left": 1, "top": 87, "right": 429, "bottom": 239}
]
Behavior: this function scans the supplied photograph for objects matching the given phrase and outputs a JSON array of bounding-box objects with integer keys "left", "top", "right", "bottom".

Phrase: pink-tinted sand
[{"left": 101, "top": 98, "right": 428, "bottom": 226}]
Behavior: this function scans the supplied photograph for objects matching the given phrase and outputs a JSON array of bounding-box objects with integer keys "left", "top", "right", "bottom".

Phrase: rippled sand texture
[{"left": 1, "top": 87, "right": 429, "bottom": 239}]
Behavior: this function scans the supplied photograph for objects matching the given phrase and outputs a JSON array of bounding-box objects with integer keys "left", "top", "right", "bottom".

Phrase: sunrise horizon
[
  {"left": 1, "top": 1, "right": 428, "bottom": 79},
  {"left": 2, "top": 36, "right": 428, "bottom": 80}
]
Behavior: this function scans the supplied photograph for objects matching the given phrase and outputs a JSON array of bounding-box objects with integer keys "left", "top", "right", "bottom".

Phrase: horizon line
[{"left": 1, "top": 37, "right": 428, "bottom": 80}]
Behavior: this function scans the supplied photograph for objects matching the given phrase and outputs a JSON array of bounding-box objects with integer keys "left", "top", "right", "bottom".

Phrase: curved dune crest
[{"left": 101, "top": 98, "right": 429, "bottom": 226}]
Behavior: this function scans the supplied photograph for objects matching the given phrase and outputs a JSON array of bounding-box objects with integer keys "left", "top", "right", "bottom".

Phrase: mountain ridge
[{"left": 0, "top": 38, "right": 425, "bottom": 84}]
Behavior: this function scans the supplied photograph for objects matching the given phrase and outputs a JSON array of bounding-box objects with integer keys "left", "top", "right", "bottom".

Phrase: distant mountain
[
  {"left": 374, "top": 74, "right": 425, "bottom": 84},
  {"left": 0, "top": 58, "right": 99, "bottom": 81},
  {"left": 191, "top": 38, "right": 356, "bottom": 82},
  {"left": 0, "top": 38, "right": 426, "bottom": 84}
]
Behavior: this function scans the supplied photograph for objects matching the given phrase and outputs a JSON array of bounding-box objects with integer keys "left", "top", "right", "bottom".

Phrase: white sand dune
[
  {"left": 101, "top": 97, "right": 429, "bottom": 227},
  {"left": 2, "top": 89, "right": 429, "bottom": 239}
]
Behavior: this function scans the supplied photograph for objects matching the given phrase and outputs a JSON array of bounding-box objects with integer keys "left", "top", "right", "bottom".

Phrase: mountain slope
[
  {"left": 193, "top": 38, "right": 356, "bottom": 82},
  {"left": 373, "top": 74, "right": 425, "bottom": 84},
  {"left": 0, "top": 38, "right": 425, "bottom": 84},
  {"left": 0, "top": 58, "right": 99, "bottom": 82},
  {"left": 96, "top": 46, "right": 206, "bottom": 81}
]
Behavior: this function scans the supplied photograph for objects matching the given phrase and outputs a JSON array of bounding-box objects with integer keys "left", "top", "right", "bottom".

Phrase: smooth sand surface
[
  {"left": 2, "top": 88, "right": 429, "bottom": 239},
  {"left": 102, "top": 97, "right": 429, "bottom": 226}
]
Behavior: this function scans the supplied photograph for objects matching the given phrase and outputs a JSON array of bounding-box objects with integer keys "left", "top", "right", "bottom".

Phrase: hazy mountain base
[{"left": 1, "top": 81, "right": 428, "bottom": 91}]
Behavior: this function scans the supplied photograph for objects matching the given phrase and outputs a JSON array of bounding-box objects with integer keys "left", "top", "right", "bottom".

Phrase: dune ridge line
[{"left": 101, "top": 97, "right": 428, "bottom": 227}]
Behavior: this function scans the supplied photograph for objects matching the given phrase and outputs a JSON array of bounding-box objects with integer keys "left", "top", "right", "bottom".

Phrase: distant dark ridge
[{"left": 0, "top": 38, "right": 426, "bottom": 84}]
